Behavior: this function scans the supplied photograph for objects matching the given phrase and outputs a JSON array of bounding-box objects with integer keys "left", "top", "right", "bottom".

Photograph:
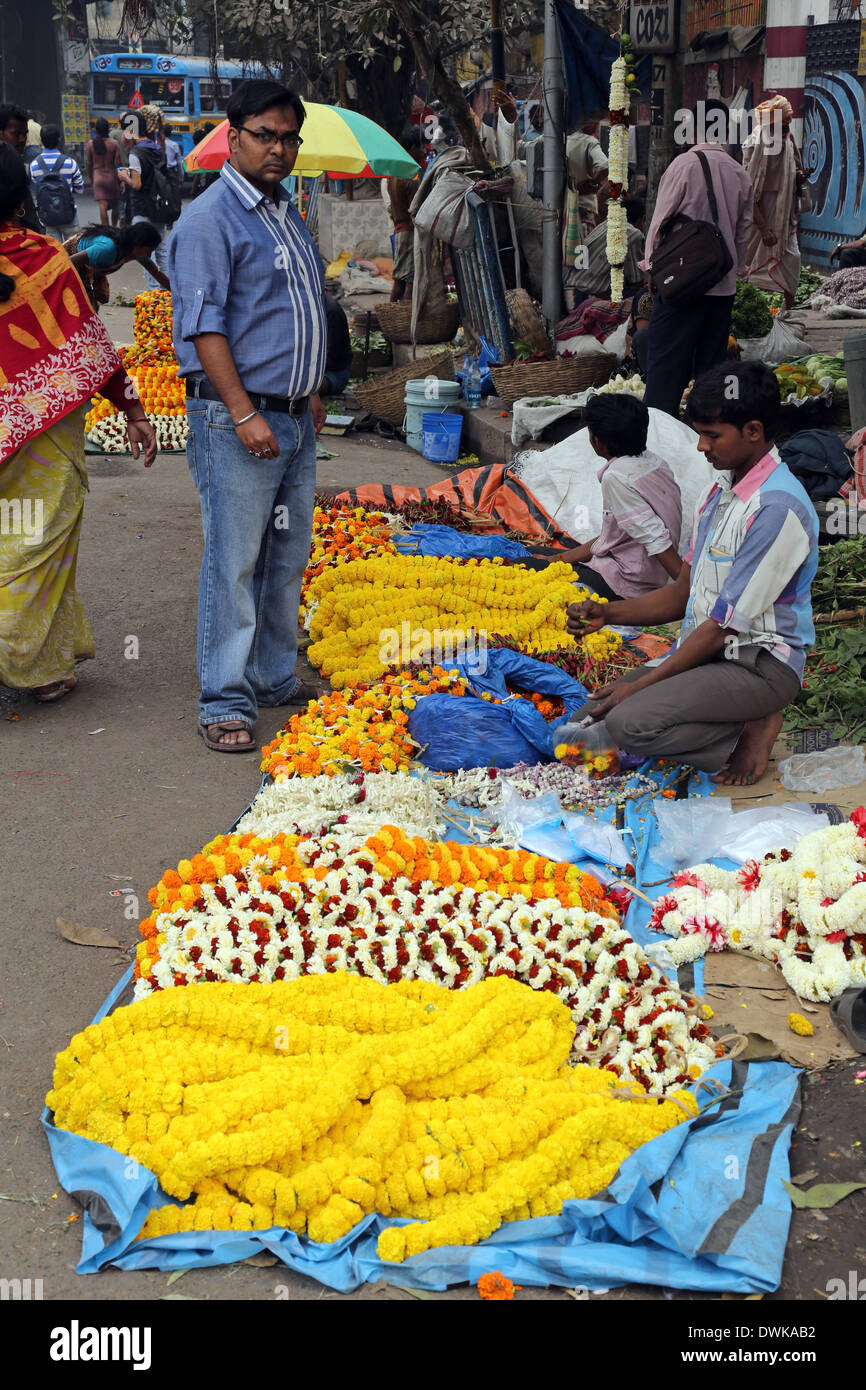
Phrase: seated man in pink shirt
[{"left": 527, "top": 393, "right": 683, "bottom": 600}]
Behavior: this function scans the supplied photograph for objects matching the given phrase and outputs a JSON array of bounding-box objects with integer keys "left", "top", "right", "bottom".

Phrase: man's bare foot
[
  {"left": 713, "top": 711, "right": 784, "bottom": 786},
  {"left": 198, "top": 719, "right": 257, "bottom": 753}
]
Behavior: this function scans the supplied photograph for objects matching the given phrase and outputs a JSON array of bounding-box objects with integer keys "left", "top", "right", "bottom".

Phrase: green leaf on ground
[{"left": 782, "top": 1180, "right": 866, "bottom": 1209}]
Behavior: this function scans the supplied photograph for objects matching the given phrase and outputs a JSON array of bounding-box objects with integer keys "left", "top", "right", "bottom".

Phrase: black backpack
[
  {"left": 651, "top": 151, "right": 734, "bottom": 307},
  {"left": 33, "top": 154, "right": 75, "bottom": 227},
  {"left": 137, "top": 146, "right": 182, "bottom": 225}
]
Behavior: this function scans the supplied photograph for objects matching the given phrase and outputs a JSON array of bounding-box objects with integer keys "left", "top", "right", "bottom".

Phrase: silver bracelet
[{"left": 233, "top": 410, "right": 258, "bottom": 427}]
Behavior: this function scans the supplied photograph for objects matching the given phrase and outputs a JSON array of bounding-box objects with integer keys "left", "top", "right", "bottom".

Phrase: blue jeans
[
  {"left": 644, "top": 294, "right": 735, "bottom": 418},
  {"left": 186, "top": 398, "right": 316, "bottom": 727}
]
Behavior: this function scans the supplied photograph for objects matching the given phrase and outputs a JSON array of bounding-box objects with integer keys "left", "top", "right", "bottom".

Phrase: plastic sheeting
[
  {"left": 393, "top": 524, "right": 530, "bottom": 560},
  {"left": 43, "top": 1044, "right": 799, "bottom": 1294},
  {"left": 409, "top": 648, "right": 588, "bottom": 770}
]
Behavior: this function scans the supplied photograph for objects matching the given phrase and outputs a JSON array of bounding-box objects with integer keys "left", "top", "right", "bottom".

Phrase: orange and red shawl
[{"left": 0, "top": 225, "right": 121, "bottom": 463}]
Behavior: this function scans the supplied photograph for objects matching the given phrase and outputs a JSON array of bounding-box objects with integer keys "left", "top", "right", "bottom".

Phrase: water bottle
[{"left": 464, "top": 354, "right": 481, "bottom": 410}]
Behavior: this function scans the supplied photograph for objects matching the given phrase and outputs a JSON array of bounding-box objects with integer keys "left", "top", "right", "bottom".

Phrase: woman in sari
[
  {"left": 743, "top": 96, "right": 805, "bottom": 312},
  {"left": 0, "top": 146, "right": 156, "bottom": 701}
]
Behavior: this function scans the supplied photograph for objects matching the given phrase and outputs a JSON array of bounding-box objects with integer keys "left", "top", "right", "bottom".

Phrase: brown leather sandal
[{"left": 198, "top": 719, "right": 257, "bottom": 753}]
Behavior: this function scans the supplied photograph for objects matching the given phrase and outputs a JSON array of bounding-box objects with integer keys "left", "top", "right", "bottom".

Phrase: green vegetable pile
[
  {"left": 784, "top": 352, "right": 848, "bottom": 396},
  {"left": 731, "top": 281, "right": 774, "bottom": 339},
  {"left": 811, "top": 535, "right": 866, "bottom": 613},
  {"left": 784, "top": 536, "right": 866, "bottom": 741}
]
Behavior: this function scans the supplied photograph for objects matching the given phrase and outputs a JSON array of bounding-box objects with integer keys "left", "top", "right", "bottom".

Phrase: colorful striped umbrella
[{"left": 184, "top": 104, "right": 419, "bottom": 179}]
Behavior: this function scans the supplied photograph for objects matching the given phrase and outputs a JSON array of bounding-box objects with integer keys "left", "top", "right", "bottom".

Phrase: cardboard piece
[{"left": 703, "top": 951, "right": 858, "bottom": 1070}]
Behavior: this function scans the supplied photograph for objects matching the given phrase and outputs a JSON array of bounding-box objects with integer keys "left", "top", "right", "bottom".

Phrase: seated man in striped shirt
[
  {"left": 567, "top": 361, "right": 819, "bottom": 787},
  {"left": 169, "top": 80, "right": 327, "bottom": 753}
]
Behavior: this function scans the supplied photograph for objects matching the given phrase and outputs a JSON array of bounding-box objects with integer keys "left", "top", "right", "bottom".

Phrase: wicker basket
[
  {"left": 506, "top": 289, "right": 549, "bottom": 356},
  {"left": 491, "top": 354, "right": 614, "bottom": 409},
  {"left": 352, "top": 351, "right": 455, "bottom": 428},
  {"left": 374, "top": 299, "right": 460, "bottom": 345}
]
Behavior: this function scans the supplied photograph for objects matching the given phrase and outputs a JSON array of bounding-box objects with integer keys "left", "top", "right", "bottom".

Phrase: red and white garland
[
  {"left": 136, "top": 837, "right": 715, "bottom": 1092},
  {"left": 649, "top": 811, "right": 866, "bottom": 1002}
]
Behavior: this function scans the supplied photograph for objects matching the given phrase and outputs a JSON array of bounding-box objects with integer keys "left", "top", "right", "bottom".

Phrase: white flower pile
[
  {"left": 236, "top": 770, "right": 448, "bottom": 841},
  {"left": 136, "top": 836, "right": 715, "bottom": 1091},
  {"left": 649, "top": 819, "right": 866, "bottom": 1002},
  {"left": 594, "top": 374, "right": 646, "bottom": 399},
  {"left": 87, "top": 413, "right": 189, "bottom": 454},
  {"left": 609, "top": 56, "right": 628, "bottom": 114}
]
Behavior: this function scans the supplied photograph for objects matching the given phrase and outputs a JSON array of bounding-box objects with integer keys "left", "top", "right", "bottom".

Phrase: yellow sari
[
  {"left": 0, "top": 405, "right": 94, "bottom": 686},
  {"left": 0, "top": 224, "right": 122, "bottom": 688}
]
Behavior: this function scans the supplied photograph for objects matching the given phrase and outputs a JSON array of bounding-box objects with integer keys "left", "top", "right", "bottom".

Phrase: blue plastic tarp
[{"left": 393, "top": 524, "right": 531, "bottom": 560}]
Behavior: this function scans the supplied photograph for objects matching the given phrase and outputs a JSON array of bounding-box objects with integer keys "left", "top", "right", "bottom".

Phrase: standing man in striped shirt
[{"left": 169, "top": 80, "right": 327, "bottom": 753}]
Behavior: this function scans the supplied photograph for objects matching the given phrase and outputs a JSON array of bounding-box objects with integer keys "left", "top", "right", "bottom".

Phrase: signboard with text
[{"left": 629, "top": 0, "right": 678, "bottom": 55}]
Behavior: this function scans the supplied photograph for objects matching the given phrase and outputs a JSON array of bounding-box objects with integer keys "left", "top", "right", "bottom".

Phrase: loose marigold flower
[{"left": 477, "top": 1271, "right": 521, "bottom": 1300}]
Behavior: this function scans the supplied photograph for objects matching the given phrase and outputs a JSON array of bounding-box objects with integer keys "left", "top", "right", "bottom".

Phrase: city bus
[{"left": 89, "top": 53, "right": 266, "bottom": 156}]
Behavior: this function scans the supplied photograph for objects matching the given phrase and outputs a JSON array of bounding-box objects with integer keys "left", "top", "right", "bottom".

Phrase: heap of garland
[
  {"left": 48, "top": 497, "right": 725, "bottom": 1268},
  {"left": 86, "top": 290, "right": 187, "bottom": 453}
]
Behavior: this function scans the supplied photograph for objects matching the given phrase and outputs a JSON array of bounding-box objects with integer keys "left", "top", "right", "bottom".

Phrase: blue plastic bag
[
  {"left": 393, "top": 524, "right": 531, "bottom": 560},
  {"left": 409, "top": 649, "right": 589, "bottom": 770},
  {"left": 455, "top": 335, "right": 500, "bottom": 395}
]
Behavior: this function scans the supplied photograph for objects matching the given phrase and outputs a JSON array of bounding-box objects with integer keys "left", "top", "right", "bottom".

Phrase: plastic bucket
[
  {"left": 421, "top": 411, "right": 463, "bottom": 462},
  {"left": 404, "top": 378, "right": 461, "bottom": 452}
]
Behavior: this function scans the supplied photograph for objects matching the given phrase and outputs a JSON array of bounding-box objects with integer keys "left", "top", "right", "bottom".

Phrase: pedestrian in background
[
  {"left": 24, "top": 114, "right": 42, "bottom": 164},
  {"left": 30, "top": 123, "right": 83, "bottom": 241},
  {"left": 117, "top": 104, "right": 178, "bottom": 290},
  {"left": 169, "top": 79, "right": 327, "bottom": 753},
  {"left": 163, "top": 124, "right": 185, "bottom": 186},
  {"left": 641, "top": 99, "right": 753, "bottom": 418},
  {"left": 86, "top": 117, "right": 121, "bottom": 227},
  {"left": 0, "top": 103, "right": 43, "bottom": 232}
]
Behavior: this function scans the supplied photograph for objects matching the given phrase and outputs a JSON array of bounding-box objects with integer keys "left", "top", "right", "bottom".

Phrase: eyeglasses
[{"left": 239, "top": 126, "right": 303, "bottom": 150}]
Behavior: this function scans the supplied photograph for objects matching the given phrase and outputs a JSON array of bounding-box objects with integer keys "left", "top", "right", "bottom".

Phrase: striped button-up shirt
[
  {"left": 29, "top": 150, "right": 84, "bottom": 195},
  {"left": 680, "top": 453, "right": 818, "bottom": 682},
  {"left": 168, "top": 161, "right": 327, "bottom": 399}
]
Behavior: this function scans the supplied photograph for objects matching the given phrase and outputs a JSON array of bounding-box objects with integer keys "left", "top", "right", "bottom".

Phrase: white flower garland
[
  {"left": 606, "top": 55, "right": 631, "bottom": 304},
  {"left": 137, "top": 837, "right": 715, "bottom": 1091},
  {"left": 649, "top": 819, "right": 866, "bottom": 1002}
]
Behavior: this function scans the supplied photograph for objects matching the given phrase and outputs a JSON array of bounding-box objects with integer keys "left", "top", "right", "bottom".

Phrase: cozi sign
[{"left": 629, "top": 0, "right": 678, "bottom": 54}]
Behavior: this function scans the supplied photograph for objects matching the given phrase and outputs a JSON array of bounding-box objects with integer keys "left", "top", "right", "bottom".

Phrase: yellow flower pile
[
  {"left": 47, "top": 974, "right": 695, "bottom": 1261},
  {"left": 306, "top": 555, "right": 617, "bottom": 688}
]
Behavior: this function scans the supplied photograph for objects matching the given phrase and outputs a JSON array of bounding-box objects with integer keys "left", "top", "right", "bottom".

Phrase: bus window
[
  {"left": 198, "top": 78, "right": 231, "bottom": 113},
  {"left": 93, "top": 75, "right": 136, "bottom": 108},
  {"left": 140, "top": 76, "right": 186, "bottom": 111}
]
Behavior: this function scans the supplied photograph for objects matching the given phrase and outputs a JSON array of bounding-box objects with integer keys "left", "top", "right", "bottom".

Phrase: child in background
[{"left": 528, "top": 393, "right": 683, "bottom": 600}]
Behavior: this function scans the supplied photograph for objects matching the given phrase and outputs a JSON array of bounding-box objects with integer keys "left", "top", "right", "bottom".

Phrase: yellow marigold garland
[
  {"left": 47, "top": 974, "right": 696, "bottom": 1259},
  {"left": 305, "top": 556, "right": 619, "bottom": 688}
]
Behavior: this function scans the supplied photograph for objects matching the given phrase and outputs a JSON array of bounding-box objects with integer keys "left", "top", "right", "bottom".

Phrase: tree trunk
[
  {"left": 345, "top": 40, "right": 415, "bottom": 136},
  {"left": 385, "top": 0, "right": 490, "bottom": 170}
]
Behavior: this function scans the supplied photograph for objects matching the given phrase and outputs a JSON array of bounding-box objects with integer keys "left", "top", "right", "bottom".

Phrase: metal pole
[
  {"left": 541, "top": 0, "right": 565, "bottom": 333},
  {"left": 491, "top": 0, "right": 506, "bottom": 101}
]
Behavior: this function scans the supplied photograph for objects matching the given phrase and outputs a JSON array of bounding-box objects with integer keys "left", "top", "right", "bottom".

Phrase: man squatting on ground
[{"left": 567, "top": 361, "right": 819, "bottom": 788}]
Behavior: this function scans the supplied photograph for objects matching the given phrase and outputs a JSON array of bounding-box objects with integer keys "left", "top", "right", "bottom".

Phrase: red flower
[
  {"left": 851, "top": 806, "right": 866, "bottom": 841},
  {"left": 671, "top": 871, "right": 709, "bottom": 894},
  {"left": 737, "top": 860, "right": 761, "bottom": 892},
  {"left": 825, "top": 930, "right": 847, "bottom": 943}
]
